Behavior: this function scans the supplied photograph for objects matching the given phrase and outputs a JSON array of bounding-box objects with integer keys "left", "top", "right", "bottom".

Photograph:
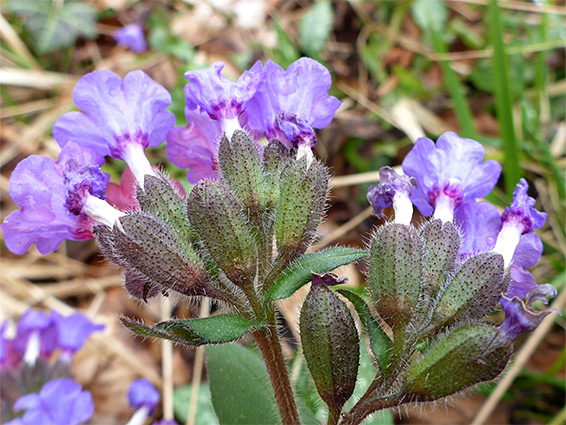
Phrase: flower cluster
[
  {"left": 367, "top": 132, "right": 558, "bottom": 341},
  {"left": 2, "top": 58, "right": 340, "bottom": 254},
  {"left": 2, "top": 310, "right": 103, "bottom": 425},
  {"left": 168, "top": 58, "right": 342, "bottom": 182}
]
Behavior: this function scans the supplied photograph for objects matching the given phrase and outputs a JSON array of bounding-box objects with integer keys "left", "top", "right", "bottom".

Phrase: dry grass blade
[
  {"left": 0, "top": 15, "right": 40, "bottom": 70},
  {"left": 162, "top": 297, "right": 174, "bottom": 420},
  {"left": 186, "top": 297, "right": 210, "bottom": 425},
  {"left": 447, "top": 0, "right": 566, "bottom": 15},
  {"left": 311, "top": 206, "right": 373, "bottom": 252},
  {"left": 0, "top": 68, "right": 78, "bottom": 90}
]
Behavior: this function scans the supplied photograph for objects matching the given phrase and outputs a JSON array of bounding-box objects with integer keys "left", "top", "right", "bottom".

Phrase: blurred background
[{"left": 0, "top": 0, "right": 564, "bottom": 424}]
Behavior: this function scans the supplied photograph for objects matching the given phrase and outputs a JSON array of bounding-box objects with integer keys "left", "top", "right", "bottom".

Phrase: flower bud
[
  {"left": 262, "top": 139, "right": 293, "bottom": 211},
  {"left": 218, "top": 130, "right": 265, "bottom": 214},
  {"left": 404, "top": 325, "right": 512, "bottom": 401},
  {"left": 368, "top": 223, "right": 422, "bottom": 328},
  {"left": 417, "top": 220, "right": 460, "bottom": 320},
  {"left": 275, "top": 158, "right": 328, "bottom": 260},
  {"left": 95, "top": 213, "right": 209, "bottom": 300},
  {"left": 300, "top": 274, "right": 359, "bottom": 416},
  {"left": 431, "top": 252, "right": 507, "bottom": 329},
  {"left": 187, "top": 180, "right": 258, "bottom": 287}
]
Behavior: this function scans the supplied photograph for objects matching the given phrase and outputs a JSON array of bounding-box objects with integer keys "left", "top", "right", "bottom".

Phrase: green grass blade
[
  {"left": 430, "top": 28, "right": 478, "bottom": 140},
  {"left": 488, "top": 0, "right": 521, "bottom": 197}
]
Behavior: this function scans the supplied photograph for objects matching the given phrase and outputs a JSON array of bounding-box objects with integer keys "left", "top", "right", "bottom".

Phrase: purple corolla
[
  {"left": 402, "top": 132, "right": 501, "bottom": 222},
  {"left": 126, "top": 378, "right": 160, "bottom": 425},
  {"left": 1, "top": 142, "right": 123, "bottom": 255},
  {"left": 53, "top": 70, "right": 175, "bottom": 184},
  {"left": 184, "top": 62, "right": 260, "bottom": 138},
  {"left": 367, "top": 166, "right": 416, "bottom": 224},
  {"left": 492, "top": 179, "right": 547, "bottom": 267},
  {"left": 50, "top": 311, "right": 104, "bottom": 361},
  {"left": 500, "top": 284, "right": 559, "bottom": 340},
  {"left": 7, "top": 378, "right": 94, "bottom": 425},
  {"left": 245, "top": 58, "right": 342, "bottom": 160},
  {"left": 114, "top": 23, "right": 147, "bottom": 53},
  {"left": 166, "top": 107, "right": 221, "bottom": 183}
]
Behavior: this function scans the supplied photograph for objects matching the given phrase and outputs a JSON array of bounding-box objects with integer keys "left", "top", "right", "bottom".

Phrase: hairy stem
[
  {"left": 340, "top": 393, "right": 403, "bottom": 425},
  {"left": 253, "top": 322, "right": 300, "bottom": 425}
]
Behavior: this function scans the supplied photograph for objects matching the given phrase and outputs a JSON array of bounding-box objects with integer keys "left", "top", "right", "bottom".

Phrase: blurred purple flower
[
  {"left": 500, "top": 284, "right": 559, "bottom": 340},
  {"left": 114, "top": 23, "right": 147, "bottom": 53},
  {"left": 1, "top": 143, "right": 111, "bottom": 255},
  {"left": 245, "top": 58, "right": 342, "bottom": 150},
  {"left": 128, "top": 378, "right": 160, "bottom": 414},
  {"left": 51, "top": 311, "right": 104, "bottom": 357},
  {"left": 184, "top": 62, "right": 260, "bottom": 137},
  {"left": 0, "top": 321, "right": 8, "bottom": 366},
  {"left": 12, "top": 310, "right": 57, "bottom": 365},
  {"left": 7, "top": 378, "right": 94, "bottom": 425},
  {"left": 402, "top": 132, "right": 501, "bottom": 221},
  {"left": 367, "top": 166, "right": 416, "bottom": 223},
  {"left": 52, "top": 70, "right": 175, "bottom": 183},
  {"left": 166, "top": 108, "right": 221, "bottom": 183}
]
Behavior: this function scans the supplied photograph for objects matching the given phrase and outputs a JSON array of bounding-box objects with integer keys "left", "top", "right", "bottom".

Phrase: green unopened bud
[
  {"left": 431, "top": 252, "right": 507, "bottom": 329},
  {"left": 137, "top": 174, "right": 195, "bottom": 251},
  {"left": 187, "top": 180, "right": 257, "bottom": 287},
  {"left": 404, "top": 325, "right": 512, "bottom": 401},
  {"left": 275, "top": 158, "right": 328, "bottom": 260},
  {"left": 300, "top": 274, "right": 359, "bottom": 418},
  {"left": 218, "top": 130, "right": 264, "bottom": 214},
  {"left": 95, "top": 213, "right": 208, "bottom": 300},
  {"left": 368, "top": 223, "right": 422, "bottom": 328},
  {"left": 262, "top": 140, "right": 293, "bottom": 211}
]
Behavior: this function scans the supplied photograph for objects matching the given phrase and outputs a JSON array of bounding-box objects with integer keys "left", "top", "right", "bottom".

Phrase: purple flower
[
  {"left": 402, "top": 132, "right": 501, "bottom": 221},
  {"left": 152, "top": 420, "right": 179, "bottom": 425},
  {"left": 367, "top": 166, "right": 416, "bottom": 224},
  {"left": 166, "top": 108, "right": 221, "bottom": 183},
  {"left": 1, "top": 142, "right": 117, "bottom": 255},
  {"left": 454, "top": 201, "right": 502, "bottom": 255},
  {"left": 7, "top": 378, "right": 94, "bottom": 425},
  {"left": 184, "top": 62, "right": 260, "bottom": 137},
  {"left": 128, "top": 378, "right": 160, "bottom": 414},
  {"left": 13, "top": 310, "right": 57, "bottom": 364},
  {"left": 51, "top": 311, "right": 104, "bottom": 357},
  {"left": 114, "top": 23, "right": 147, "bottom": 53},
  {"left": 245, "top": 58, "right": 342, "bottom": 150},
  {"left": 53, "top": 70, "right": 175, "bottom": 183},
  {"left": 500, "top": 284, "right": 560, "bottom": 340},
  {"left": 493, "top": 179, "right": 547, "bottom": 267}
]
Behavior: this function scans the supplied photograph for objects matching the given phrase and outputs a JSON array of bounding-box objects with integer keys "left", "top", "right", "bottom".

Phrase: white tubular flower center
[
  {"left": 492, "top": 223, "right": 522, "bottom": 268},
  {"left": 122, "top": 143, "right": 156, "bottom": 186},
  {"left": 125, "top": 406, "right": 150, "bottom": 425},
  {"left": 83, "top": 195, "right": 125, "bottom": 228},
  {"left": 432, "top": 193, "right": 454, "bottom": 223},
  {"left": 221, "top": 117, "right": 243, "bottom": 140},
  {"left": 393, "top": 192, "right": 414, "bottom": 225}
]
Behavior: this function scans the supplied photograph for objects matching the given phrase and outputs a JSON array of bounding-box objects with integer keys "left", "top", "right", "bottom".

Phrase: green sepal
[
  {"left": 431, "top": 252, "right": 507, "bottom": 329},
  {"left": 218, "top": 130, "right": 265, "bottom": 214},
  {"left": 275, "top": 158, "right": 328, "bottom": 260},
  {"left": 368, "top": 223, "right": 422, "bottom": 327},
  {"left": 336, "top": 289, "right": 392, "bottom": 374},
  {"left": 300, "top": 276, "right": 360, "bottom": 417},
  {"left": 404, "top": 325, "right": 512, "bottom": 401},
  {"left": 120, "top": 314, "right": 265, "bottom": 347},
  {"left": 187, "top": 180, "right": 258, "bottom": 287},
  {"left": 95, "top": 214, "right": 209, "bottom": 300},
  {"left": 266, "top": 247, "right": 368, "bottom": 301}
]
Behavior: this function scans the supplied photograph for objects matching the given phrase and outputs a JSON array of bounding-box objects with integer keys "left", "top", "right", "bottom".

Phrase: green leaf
[
  {"left": 121, "top": 314, "right": 264, "bottom": 347},
  {"left": 411, "top": 0, "right": 447, "bottom": 34},
  {"left": 206, "top": 343, "right": 281, "bottom": 424},
  {"left": 173, "top": 383, "right": 219, "bottom": 425},
  {"left": 266, "top": 247, "right": 368, "bottom": 301},
  {"left": 336, "top": 289, "right": 392, "bottom": 374},
  {"left": 8, "top": 0, "right": 96, "bottom": 54},
  {"left": 298, "top": 0, "right": 334, "bottom": 57}
]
